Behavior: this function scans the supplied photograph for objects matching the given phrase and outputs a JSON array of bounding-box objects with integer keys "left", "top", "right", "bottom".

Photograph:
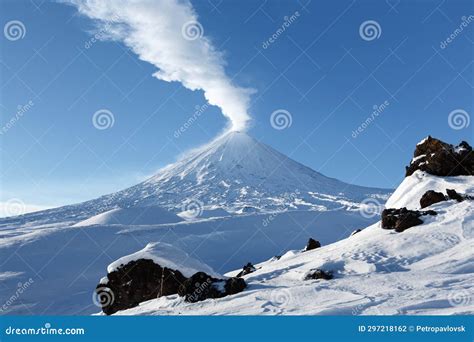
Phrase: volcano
[{"left": 1, "top": 131, "right": 391, "bottom": 227}]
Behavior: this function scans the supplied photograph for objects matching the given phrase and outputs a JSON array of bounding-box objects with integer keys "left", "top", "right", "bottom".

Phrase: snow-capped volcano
[{"left": 1, "top": 131, "right": 390, "bottom": 227}]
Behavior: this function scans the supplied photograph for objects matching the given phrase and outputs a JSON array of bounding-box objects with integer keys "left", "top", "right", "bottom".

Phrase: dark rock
[
  {"left": 420, "top": 190, "right": 446, "bottom": 208},
  {"left": 446, "top": 189, "right": 467, "bottom": 202},
  {"left": 96, "top": 259, "right": 187, "bottom": 315},
  {"left": 304, "top": 269, "right": 333, "bottom": 280},
  {"left": 405, "top": 136, "right": 474, "bottom": 177},
  {"left": 178, "top": 272, "right": 246, "bottom": 303},
  {"left": 350, "top": 229, "right": 362, "bottom": 236},
  {"left": 381, "top": 208, "right": 437, "bottom": 233},
  {"left": 236, "top": 262, "right": 256, "bottom": 277},
  {"left": 304, "top": 238, "right": 321, "bottom": 251}
]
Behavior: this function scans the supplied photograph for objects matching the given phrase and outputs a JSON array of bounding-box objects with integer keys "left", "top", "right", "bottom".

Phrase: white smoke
[{"left": 67, "top": 0, "right": 253, "bottom": 131}]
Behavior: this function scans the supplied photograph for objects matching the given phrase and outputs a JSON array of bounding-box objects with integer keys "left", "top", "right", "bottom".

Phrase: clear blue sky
[{"left": 1, "top": 0, "right": 472, "bottom": 214}]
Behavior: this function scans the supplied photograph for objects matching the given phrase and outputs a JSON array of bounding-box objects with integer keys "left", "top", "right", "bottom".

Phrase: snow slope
[
  {"left": 74, "top": 206, "right": 182, "bottom": 227},
  {"left": 115, "top": 173, "right": 474, "bottom": 315}
]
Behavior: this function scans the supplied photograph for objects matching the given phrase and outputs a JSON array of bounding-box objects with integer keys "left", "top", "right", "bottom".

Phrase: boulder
[
  {"left": 405, "top": 136, "right": 474, "bottom": 177},
  {"left": 446, "top": 189, "right": 472, "bottom": 202},
  {"left": 236, "top": 262, "right": 256, "bottom": 277},
  {"left": 350, "top": 229, "right": 362, "bottom": 236},
  {"left": 96, "top": 259, "right": 187, "bottom": 315},
  {"left": 381, "top": 208, "right": 437, "bottom": 233},
  {"left": 178, "top": 272, "right": 246, "bottom": 303},
  {"left": 304, "top": 269, "right": 333, "bottom": 280},
  {"left": 419, "top": 190, "right": 446, "bottom": 208},
  {"left": 304, "top": 238, "right": 321, "bottom": 251}
]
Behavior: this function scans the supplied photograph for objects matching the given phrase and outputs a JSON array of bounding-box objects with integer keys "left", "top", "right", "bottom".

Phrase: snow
[
  {"left": 73, "top": 205, "right": 183, "bottom": 226},
  {"left": 117, "top": 185, "right": 474, "bottom": 316},
  {"left": 106, "top": 242, "right": 220, "bottom": 278},
  {"left": 385, "top": 171, "right": 474, "bottom": 209}
]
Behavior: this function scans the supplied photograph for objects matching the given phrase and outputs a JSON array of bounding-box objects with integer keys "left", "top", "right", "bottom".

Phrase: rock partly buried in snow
[
  {"left": 381, "top": 208, "right": 437, "bottom": 232},
  {"left": 96, "top": 259, "right": 187, "bottom": 315},
  {"left": 419, "top": 190, "right": 446, "bottom": 209},
  {"left": 304, "top": 269, "right": 333, "bottom": 280},
  {"left": 178, "top": 272, "right": 246, "bottom": 303},
  {"left": 446, "top": 189, "right": 473, "bottom": 202},
  {"left": 350, "top": 229, "right": 362, "bottom": 236},
  {"left": 74, "top": 205, "right": 182, "bottom": 227},
  {"left": 405, "top": 136, "right": 474, "bottom": 177},
  {"left": 236, "top": 262, "right": 256, "bottom": 277},
  {"left": 304, "top": 238, "right": 321, "bottom": 251},
  {"left": 96, "top": 243, "right": 221, "bottom": 315}
]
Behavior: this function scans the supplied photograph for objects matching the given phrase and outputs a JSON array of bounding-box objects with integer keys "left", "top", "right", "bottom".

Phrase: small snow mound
[
  {"left": 73, "top": 205, "right": 182, "bottom": 226},
  {"left": 107, "top": 242, "right": 221, "bottom": 278}
]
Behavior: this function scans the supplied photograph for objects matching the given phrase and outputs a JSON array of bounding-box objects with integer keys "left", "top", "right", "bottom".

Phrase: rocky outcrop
[
  {"left": 236, "top": 262, "right": 256, "bottom": 277},
  {"left": 304, "top": 238, "right": 321, "bottom": 251},
  {"left": 304, "top": 269, "right": 333, "bottom": 280},
  {"left": 96, "top": 259, "right": 187, "bottom": 315},
  {"left": 405, "top": 137, "right": 474, "bottom": 177},
  {"left": 381, "top": 208, "right": 437, "bottom": 232},
  {"left": 446, "top": 189, "right": 473, "bottom": 202},
  {"left": 178, "top": 272, "right": 246, "bottom": 303},
  {"left": 420, "top": 190, "right": 446, "bottom": 208}
]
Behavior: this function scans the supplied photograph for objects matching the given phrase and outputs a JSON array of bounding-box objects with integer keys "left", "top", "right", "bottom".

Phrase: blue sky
[{"left": 1, "top": 0, "right": 473, "bottom": 215}]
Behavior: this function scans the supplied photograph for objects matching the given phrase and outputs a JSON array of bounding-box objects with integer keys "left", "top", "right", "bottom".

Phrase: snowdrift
[{"left": 74, "top": 206, "right": 182, "bottom": 227}]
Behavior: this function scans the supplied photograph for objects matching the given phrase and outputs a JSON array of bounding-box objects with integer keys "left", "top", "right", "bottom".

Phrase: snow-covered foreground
[
  {"left": 116, "top": 172, "right": 474, "bottom": 315},
  {"left": 0, "top": 209, "right": 374, "bottom": 315}
]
